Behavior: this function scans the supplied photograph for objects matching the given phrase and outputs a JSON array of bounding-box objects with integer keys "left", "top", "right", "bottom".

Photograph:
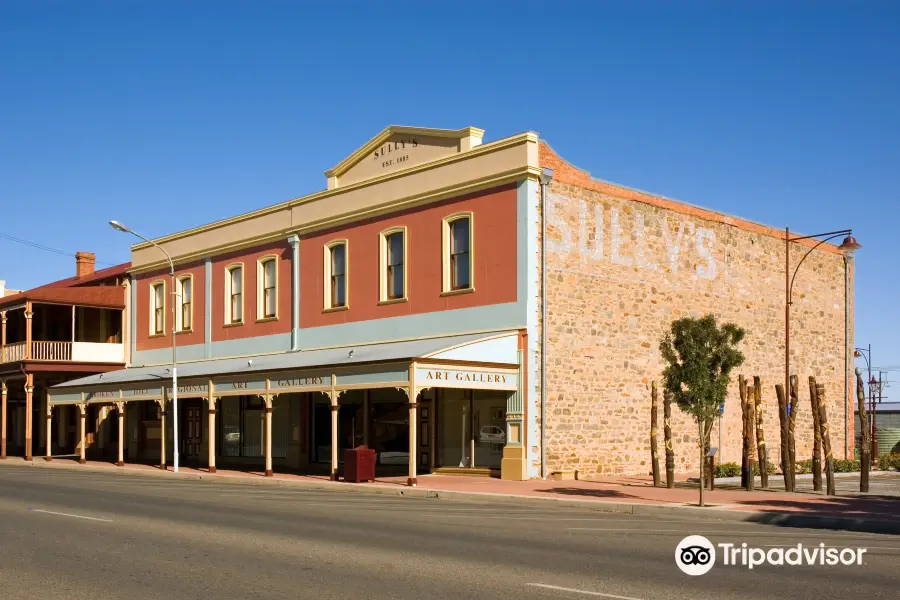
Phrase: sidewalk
[{"left": 4, "top": 456, "right": 899, "bottom": 533}]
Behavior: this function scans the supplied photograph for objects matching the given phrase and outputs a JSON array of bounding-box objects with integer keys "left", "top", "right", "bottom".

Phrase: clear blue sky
[{"left": 2, "top": 2, "right": 898, "bottom": 381}]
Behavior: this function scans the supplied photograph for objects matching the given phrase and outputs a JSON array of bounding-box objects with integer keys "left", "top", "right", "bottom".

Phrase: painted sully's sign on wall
[{"left": 546, "top": 192, "right": 719, "bottom": 281}]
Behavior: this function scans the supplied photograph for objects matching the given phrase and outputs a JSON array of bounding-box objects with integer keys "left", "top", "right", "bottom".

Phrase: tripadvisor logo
[{"left": 675, "top": 535, "right": 867, "bottom": 575}]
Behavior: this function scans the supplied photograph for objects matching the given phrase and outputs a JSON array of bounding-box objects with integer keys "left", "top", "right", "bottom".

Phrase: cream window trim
[
  {"left": 442, "top": 212, "right": 474, "bottom": 293},
  {"left": 379, "top": 226, "right": 408, "bottom": 303},
  {"left": 149, "top": 280, "right": 166, "bottom": 336},
  {"left": 323, "top": 239, "right": 349, "bottom": 310},
  {"left": 176, "top": 274, "right": 194, "bottom": 332},
  {"left": 256, "top": 255, "right": 279, "bottom": 320},
  {"left": 224, "top": 263, "right": 245, "bottom": 325}
]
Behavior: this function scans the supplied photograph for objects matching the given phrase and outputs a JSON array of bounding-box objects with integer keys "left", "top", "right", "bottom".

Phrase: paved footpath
[
  {"left": 4, "top": 456, "right": 899, "bottom": 533},
  {"left": 1, "top": 464, "right": 899, "bottom": 600}
]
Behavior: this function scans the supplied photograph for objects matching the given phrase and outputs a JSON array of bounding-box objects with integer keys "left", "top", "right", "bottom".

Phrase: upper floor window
[
  {"left": 379, "top": 228, "right": 407, "bottom": 302},
  {"left": 225, "top": 264, "right": 243, "bottom": 324},
  {"left": 443, "top": 213, "right": 474, "bottom": 293},
  {"left": 150, "top": 281, "right": 165, "bottom": 335},
  {"left": 177, "top": 275, "right": 193, "bottom": 331},
  {"left": 258, "top": 257, "right": 277, "bottom": 319},
  {"left": 323, "top": 240, "right": 348, "bottom": 310}
]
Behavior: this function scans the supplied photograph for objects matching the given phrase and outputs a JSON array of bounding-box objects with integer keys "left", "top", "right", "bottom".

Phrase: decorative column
[
  {"left": 407, "top": 364, "right": 418, "bottom": 487},
  {"left": 158, "top": 396, "right": 167, "bottom": 470},
  {"left": 207, "top": 383, "right": 216, "bottom": 473},
  {"left": 329, "top": 381, "right": 339, "bottom": 480},
  {"left": 77, "top": 403, "right": 86, "bottom": 464},
  {"left": 25, "top": 302, "right": 33, "bottom": 359},
  {"left": 116, "top": 402, "right": 125, "bottom": 466},
  {"left": 264, "top": 395, "right": 273, "bottom": 477},
  {"left": 1, "top": 380, "right": 7, "bottom": 459},
  {"left": 24, "top": 373, "right": 33, "bottom": 461},
  {"left": 44, "top": 400, "right": 52, "bottom": 461}
]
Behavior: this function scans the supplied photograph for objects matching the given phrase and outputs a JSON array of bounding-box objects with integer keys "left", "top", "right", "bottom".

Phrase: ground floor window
[
  {"left": 436, "top": 389, "right": 506, "bottom": 470},
  {"left": 220, "top": 395, "right": 288, "bottom": 459}
]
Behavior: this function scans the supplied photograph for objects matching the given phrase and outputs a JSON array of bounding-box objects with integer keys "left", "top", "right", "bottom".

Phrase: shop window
[
  {"left": 150, "top": 281, "right": 165, "bottom": 335},
  {"left": 379, "top": 227, "right": 407, "bottom": 303},
  {"left": 257, "top": 256, "right": 278, "bottom": 320},
  {"left": 323, "top": 240, "right": 348, "bottom": 310},
  {"left": 219, "top": 396, "right": 287, "bottom": 459},
  {"left": 225, "top": 264, "right": 243, "bottom": 324},
  {"left": 177, "top": 275, "right": 193, "bottom": 331},
  {"left": 442, "top": 212, "right": 474, "bottom": 293}
]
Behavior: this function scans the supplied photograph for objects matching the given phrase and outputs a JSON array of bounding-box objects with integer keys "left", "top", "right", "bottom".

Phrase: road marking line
[
  {"left": 527, "top": 583, "right": 646, "bottom": 599},
  {"left": 29, "top": 509, "right": 113, "bottom": 522}
]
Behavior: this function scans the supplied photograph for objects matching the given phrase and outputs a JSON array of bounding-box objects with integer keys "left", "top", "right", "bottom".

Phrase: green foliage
[
  {"left": 876, "top": 453, "right": 900, "bottom": 471},
  {"left": 714, "top": 462, "right": 776, "bottom": 478},
  {"left": 715, "top": 462, "right": 741, "bottom": 478},
  {"left": 659, "top": 314, "right": 746, "bottom": 431}
]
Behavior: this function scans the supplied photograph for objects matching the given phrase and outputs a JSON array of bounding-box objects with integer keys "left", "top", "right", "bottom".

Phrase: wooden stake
[
  {"left": 739, "top": 375, "right": 748, "bottom": 488},
  {"left": 650, "top": 382, "right": 660, "bottom": 488},
  {"left": 857, "top": 371, "right": 870, "bottom": 493},
  {"left": 775, "top": 383, "right": 792, "bottom": 492},
  {"left": 788, "top": 374, "right": 799, "bottom": 492},
  {"left": 741, "top": 376, "right": 755, "bottom": 491},
  {"left": 816, "top": 382, "right": 835, "bottom": 495},
  {"left": 664, "top": 390, "right": 674, "bottom": 489},
  {"left": 753, "top": 376, "right": 767, "bottom": 489},
  {"left": 808, "top": 376, "right": 822, "bottom": 492}
]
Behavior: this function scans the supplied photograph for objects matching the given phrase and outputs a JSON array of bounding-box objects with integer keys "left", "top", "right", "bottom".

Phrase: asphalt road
[{"left": 0, "top": 465, "right": 898, "bottom": 600}]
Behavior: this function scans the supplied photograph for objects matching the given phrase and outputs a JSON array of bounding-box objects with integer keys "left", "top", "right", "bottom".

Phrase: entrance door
[{"left": 184, "top": 404, "right": 202, "bottom": 459}]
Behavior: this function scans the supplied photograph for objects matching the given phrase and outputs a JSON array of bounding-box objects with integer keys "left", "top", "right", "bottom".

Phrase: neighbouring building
[
  {"left": 47, "top": 125, "right": 855, "bottom": 481},
  {"left": 1, "top": 253, "right": 130, "bottom": 462}
]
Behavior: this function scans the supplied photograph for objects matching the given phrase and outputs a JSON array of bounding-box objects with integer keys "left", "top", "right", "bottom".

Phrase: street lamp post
[
  {"left": 110, "top": 220, "right": 179, "bottom": 473},
  {"left": 785, "top": 228, "right": 860, "bottom": 463}
]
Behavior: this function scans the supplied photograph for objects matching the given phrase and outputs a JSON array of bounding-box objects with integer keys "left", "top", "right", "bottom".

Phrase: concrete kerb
[
  {"left": 6, "top": 459, "right": 900, "bottom": 534},
  {"left": 689, "top": 471, "right": 895, "bottom": 485}
]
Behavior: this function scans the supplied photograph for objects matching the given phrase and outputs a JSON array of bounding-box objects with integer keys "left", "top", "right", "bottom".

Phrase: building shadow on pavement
[{"left": 740, "top": 495, "right": 900, "bottom": 534}]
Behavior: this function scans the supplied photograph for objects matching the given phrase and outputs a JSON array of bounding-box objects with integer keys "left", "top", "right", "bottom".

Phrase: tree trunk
[
  {"left": 816, "top": 383, "right": 835, "bottom": 495},
  {"left": 753, "top": 376, "right": 768, "bottom": 489},
  {"left": 664, "top": 391, "right": 674, "bottom": 489},
  {"left": 739, "top": 375, "right": 748, "bottom": 488},
  {"left": 698, "top": 419, "right": 705, "bottom": 507},
  {"left": 776, "top": 383, "right": 792, "bottom": 491},
  {"left": 741, "top": 376, "right": 755, "bottom": 491},
  {"left": 808, "top": 376, "right": 822, "bottom": 492},
  {"left": 789, "top": 375, "right": 800, "bottom": 492},
  {"left": 857, "top": 371, "right": 870, "bottom": 493},
  {"left": 651, "top": 382, "right": 660, "bottom": 487}
]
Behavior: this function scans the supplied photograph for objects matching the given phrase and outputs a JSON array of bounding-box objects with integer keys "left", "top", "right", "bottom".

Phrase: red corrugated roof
[{"left": 0, "top": 262, "right": 130, "bottom": 309}]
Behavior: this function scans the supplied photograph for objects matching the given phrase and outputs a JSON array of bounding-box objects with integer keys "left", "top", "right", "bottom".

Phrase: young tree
[
  {"left": 659, "top": 314, "right": 746, "bottom": 507},
  {"left": 650, "top": 381, "right": 661, "bottom": 487}
]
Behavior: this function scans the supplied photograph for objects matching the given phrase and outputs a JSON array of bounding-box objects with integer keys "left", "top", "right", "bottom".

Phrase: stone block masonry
[{"left": 536, "top": 143, "right": 853, "bottom": 477}]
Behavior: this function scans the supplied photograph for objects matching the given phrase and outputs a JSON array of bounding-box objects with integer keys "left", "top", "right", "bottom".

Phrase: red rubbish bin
[{"left": 343, "top": 445, "right": 376, "bottom": 483}]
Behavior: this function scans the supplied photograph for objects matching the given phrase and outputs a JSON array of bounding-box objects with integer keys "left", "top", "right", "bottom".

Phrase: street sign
[{"left": 706, "top": 447, "right": 718, "bottom": 458}]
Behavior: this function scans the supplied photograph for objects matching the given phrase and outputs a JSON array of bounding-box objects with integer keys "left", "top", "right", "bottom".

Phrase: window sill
[
  {"left": 148, "top": 333, "right": 166, "bottom": 339},
  {"left": 176, "top": 329, "right": 194, "bottom": 335},
  {"left": 378, "top": 297, "right": 408, "bottom": 306},
  {"left": 223, "top": 321, "right": 244, "bottom": 328},
  {"left": 440, "top": 287, "right": 475, "bottom": 297},
  {"left": 255, "top": 316, "right": 278, "bottom": 324},
  {"left": 322, "top": 305, "right": 349, "bottom": 314}
]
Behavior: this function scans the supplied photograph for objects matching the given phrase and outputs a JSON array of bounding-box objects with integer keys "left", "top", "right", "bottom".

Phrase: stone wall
[{"left": 537, "top": 143, "right": 854, "bottom": 477}]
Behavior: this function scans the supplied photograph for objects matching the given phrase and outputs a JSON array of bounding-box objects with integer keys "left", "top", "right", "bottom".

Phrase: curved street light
[
  {"left": 110, "top": 220, "right": 179, "bottom": 473},
  {"left": 785, "top": 227, "right": 860, "bottom": 460}
]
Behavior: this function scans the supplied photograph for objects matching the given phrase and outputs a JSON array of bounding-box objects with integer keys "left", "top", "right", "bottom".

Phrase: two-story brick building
[{"left": 48, "top": 125, "right": 855, "bottom": 482}]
